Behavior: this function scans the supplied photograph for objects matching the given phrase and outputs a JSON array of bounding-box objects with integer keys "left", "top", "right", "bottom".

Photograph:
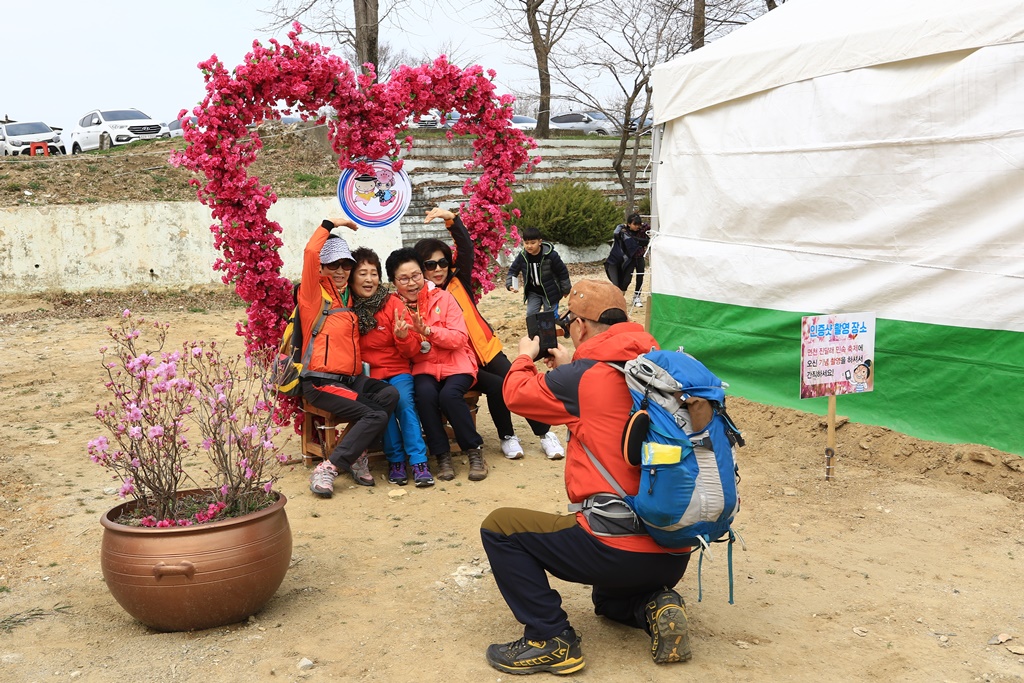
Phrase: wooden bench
[{"left": 298, "top": 390, "right": 480, "bottom": 467}]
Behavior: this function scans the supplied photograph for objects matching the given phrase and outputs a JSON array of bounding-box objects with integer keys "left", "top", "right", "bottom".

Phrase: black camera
[{"left": 526, "top": 311, "right": 559, "bottom": 360}]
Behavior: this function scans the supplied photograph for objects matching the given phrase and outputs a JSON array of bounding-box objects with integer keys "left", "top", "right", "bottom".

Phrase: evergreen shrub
[{"left": 509, "top": 180, "right": 620, "bottom": 248}]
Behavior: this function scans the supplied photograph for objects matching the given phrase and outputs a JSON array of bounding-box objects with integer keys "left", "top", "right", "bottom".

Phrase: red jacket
[
  {"left": 299, "top": 225, "right": 361, "bottom": 377},
  {"left": 409, "top": 283, "right": 478, "bottom": 381},
  {"left": 503, "top": 322, "right": 671, "bottom": 554},
  {"left": 358, "top": 293, "right": 419, "bottom": 380}
]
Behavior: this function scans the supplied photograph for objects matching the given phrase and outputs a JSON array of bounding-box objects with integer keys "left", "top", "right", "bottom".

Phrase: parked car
[
  {"left": 67, "top": 109, "right": 169, "bottom": 153},
  {"left": 549, "top": 111, "right": 613, "bottom": 135},
  {"left": 438, "top": 110, "right": 461, "bottom": 129},
  {"left": 627, "top": 114, "right": 654, "bottom": 135},
  {"left": 407, "top": 111, "right": 441, "bottom": 129},
  {"left": 168, "top": 116, "right": 197, "bottom": 138},
  {"left": 0, "top": 121, "right": 64, "bottom": 156},
  {"left": 510, "top": 115, "right": 537, "bottom": 131}
]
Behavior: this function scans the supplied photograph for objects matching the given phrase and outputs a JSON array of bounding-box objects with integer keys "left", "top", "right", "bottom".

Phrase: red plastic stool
[{"left": 28, "top": 142, "right": 50, "bottom": 157}]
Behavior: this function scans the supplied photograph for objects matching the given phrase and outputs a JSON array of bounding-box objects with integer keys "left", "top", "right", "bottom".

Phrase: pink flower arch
[{"left": 173, "top": 24, "right": 538, "bottom": 359}]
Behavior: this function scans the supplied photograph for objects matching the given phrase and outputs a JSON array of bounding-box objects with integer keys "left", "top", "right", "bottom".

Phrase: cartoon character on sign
[
  {"left": 374, "top": 169, "right": 396, "bottom": 206},
  {"left": 353, "top": 173, "right": 377, "bottom": 205},
  {"left": 845, "top": 359, "right": 872, "bottom": 393}
]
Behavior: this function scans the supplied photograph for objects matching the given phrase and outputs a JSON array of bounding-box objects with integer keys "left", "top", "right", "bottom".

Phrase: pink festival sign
[
  {"left": 337, "top": 158, "right": 412, "bottom": 228},
  {"left": 799, "top": 312, "right": 876, "bottom": 399}
]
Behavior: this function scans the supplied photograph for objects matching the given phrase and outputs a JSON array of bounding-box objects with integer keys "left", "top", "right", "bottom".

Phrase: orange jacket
[
  {"left": 299, "top": 225, "right": 361, "bottom": 377},
  {"left": 357, "top": 293, "right": 419, "bottom": 380},
  {"left": 444, "top": 214, "right": 504, "bottom": 365},
  {"left": 503, "top": 322, "right": 675, "bottom": 554}
]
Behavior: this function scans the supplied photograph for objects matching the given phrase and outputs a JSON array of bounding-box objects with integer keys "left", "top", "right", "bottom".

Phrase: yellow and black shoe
[
  {"left": 645, "top": 588, "right": 692, "bottom": 664},
  {"left": 486, "top": 627, "right": 585, "bottom": 675}
]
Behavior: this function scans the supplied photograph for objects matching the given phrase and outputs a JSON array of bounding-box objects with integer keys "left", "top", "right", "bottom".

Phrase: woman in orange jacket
[{"left": 302, "top": 218, "right": 399, "bottom": 498}]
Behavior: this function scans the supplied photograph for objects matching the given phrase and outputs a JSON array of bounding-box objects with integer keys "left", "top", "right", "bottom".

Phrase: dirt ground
[{"left": 1, "top": 263, "right": 1023, "bottom": 683}]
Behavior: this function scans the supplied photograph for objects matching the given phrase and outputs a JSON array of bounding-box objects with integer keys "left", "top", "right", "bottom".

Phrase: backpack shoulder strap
[{"left": 566, "top": 431, "right": 628, "bottom": 513}]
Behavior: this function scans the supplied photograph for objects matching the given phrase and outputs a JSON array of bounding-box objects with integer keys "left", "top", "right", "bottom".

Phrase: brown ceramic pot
[{"left": 100, "top": 490, "right": 292, "bottom": 632}]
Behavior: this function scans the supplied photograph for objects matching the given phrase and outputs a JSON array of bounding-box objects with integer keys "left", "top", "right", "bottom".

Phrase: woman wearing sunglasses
[
  {"left": 419, "top": 207, "right": 565, "bottom": 462},
  {"left": 385, "top": 247, "right": 486, "bottom": 482},
  {"left": 303, "top": 218, "right": 400, "bottom": 498}
]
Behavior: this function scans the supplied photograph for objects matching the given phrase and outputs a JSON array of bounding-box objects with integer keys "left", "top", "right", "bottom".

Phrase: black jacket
[{"left": 505, "top": 242, "right": 572, "bottom": 308}]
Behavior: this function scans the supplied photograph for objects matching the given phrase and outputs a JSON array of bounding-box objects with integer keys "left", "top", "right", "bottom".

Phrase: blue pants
[{"left": 381, "top": 373, "right": 427, "bottom": 465}]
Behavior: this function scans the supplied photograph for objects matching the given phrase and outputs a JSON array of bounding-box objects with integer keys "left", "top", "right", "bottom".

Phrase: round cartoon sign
[{"left": 337, "top": 159, "right": 412, "bottom": 228}]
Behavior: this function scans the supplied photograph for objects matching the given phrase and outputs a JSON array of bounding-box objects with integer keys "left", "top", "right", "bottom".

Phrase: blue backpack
[{"left": 578, "top": 348, "right": 745, "bottom": 601}]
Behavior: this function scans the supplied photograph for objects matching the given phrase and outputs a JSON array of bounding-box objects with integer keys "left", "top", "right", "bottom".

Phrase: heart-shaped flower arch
[{"left": 173, "top": 25, "right": 538, "bottom": 359}]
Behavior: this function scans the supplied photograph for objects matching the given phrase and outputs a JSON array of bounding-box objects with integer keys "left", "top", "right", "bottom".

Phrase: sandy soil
[{"left": 1, "top": 264, "right": 1023, "bottom": 683}]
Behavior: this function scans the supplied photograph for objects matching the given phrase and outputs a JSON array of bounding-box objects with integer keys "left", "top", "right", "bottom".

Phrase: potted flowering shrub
[{"left": 88, "top": 310, "right": 292, "bottom": 632}]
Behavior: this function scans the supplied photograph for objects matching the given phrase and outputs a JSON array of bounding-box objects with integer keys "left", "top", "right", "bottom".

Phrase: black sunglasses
[
  {"left": 423, "top": 257, "right": 450, "bottom": 271},
  {"left": 323, "top": 259, "right": 353, "bottom": 271}
]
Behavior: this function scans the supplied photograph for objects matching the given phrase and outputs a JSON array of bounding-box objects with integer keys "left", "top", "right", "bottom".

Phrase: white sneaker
[
  {"left": 633, "top": 293, "right": 644, "bottom": 307},
  {"left": 540, "top": 432, "right": 565, "bottom": 460},
  {"left": 501, "top": 435, "right": 524, "bottom": 460}
]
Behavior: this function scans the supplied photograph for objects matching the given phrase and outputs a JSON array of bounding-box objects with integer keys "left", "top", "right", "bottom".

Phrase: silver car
[{"left": 549, "top": 111, "right": 614, "bottom": 135}]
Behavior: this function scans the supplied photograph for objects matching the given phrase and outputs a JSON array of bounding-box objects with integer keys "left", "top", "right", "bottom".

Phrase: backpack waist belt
[
  {"left": 568, "top": 493, "right": 645, "bottom": 538},
  {"left": 301, "top": 370, "right": 358, "bottom": 385}
]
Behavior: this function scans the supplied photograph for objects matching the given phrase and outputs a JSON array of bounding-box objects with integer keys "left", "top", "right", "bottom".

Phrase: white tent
[{"left": 649, "top": 0, "right": 1024, "bottom": 455}]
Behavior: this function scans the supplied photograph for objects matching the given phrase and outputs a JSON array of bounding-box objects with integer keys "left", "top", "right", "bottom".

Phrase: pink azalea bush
[
  {"left": 171, "top": 24, "right": 539, "bottom": 427},
  {"left": 88, "top": 311, "right": 285, "bottom": 526}
]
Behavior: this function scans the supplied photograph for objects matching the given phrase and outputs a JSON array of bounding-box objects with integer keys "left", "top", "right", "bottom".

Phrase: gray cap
[{"left": 320, "top": 237, "right": 355, "bottom": 265}]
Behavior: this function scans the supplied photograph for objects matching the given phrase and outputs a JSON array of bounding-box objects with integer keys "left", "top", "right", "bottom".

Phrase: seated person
[
  {"left": 420, "top": 207, "right": 565, "bottom": 461},
  {"left": 303, "top": 217, "right": 399, "bottom": 497},
  {"left": 385, "top": 247, "right": 487, "bottom": 482},
  {"left": 349, "top": 247, "right": 434, "bottom": 487}
]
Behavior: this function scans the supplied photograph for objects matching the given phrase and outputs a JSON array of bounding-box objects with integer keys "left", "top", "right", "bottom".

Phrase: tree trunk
[
  {"left": 691, "top": 0, "right": 706, "bottom": 50},
  {"left": 527, "top": 0, "right": 551, "bottom": 138},
  {"left": 353, "top": 0, "right": 380, "bottom": 79}
]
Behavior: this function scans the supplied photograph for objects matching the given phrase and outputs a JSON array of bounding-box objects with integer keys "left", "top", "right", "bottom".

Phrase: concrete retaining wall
[{"left": 0, "top": 137, "right": 636, "bottom": 295}]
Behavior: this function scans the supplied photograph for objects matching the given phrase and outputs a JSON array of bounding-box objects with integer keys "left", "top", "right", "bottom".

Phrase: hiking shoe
[
  {"left": 351, "top": 451, "right": 375, "bottom": 487},
  {"left": 645, "top": 588, "right": 692, "bottom": 664},
  {"left": 411, "top": 462, "right": 435, "bottom": 487},
  {"left": 388, "top": 461, "right": 408, "bottom": 486},
  {"left": 466, "top": 447, "right": 488, "bottom": 481},
  {"left": 501, "top": 435, "right": 524, "bottom": 460},
  {"left": 486, "top": 627, "right": 585, "bottom": 675},
  {"left": 633, "top": 293, "right": 644, "bottom": 308},
  {"left": 309, "top": 461, "right": 338, "bottom": 498},
  {"left": 540, "top": 431, "right": 565, "bottom": 460},
  {"left": 436, "top": 453, "right": 455, "bottom": 481}
]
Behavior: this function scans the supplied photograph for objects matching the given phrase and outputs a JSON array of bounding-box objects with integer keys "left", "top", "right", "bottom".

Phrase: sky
[{"left": 4, "top": 0, "right": 540, "bottom": 132}]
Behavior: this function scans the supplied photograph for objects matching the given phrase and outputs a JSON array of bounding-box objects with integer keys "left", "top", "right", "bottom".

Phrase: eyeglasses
[
  {"left": 557, "top": 312, "right": 581, "bottom": 328},
  {"left": 394, "top": 272, "right": 424, "bottom": 286},
  {"left": 423, "top": 257, "right": 450, "bottom": 271},
  {"left": 323, "top": 260, "right": 353, "bottom": 271}
]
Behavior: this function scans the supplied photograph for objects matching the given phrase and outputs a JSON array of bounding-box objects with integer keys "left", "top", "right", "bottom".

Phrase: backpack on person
[
  {"left": 271, "top": 289, "right": 332, "bottom": 397},
  {"left": 576, "top": 348, "right": 746, "bottom": 601}
]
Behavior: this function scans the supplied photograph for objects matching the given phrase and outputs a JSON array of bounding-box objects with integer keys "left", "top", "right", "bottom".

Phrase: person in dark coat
[{"left": 505, "top": 226, "right": 572, "bottom": 316}]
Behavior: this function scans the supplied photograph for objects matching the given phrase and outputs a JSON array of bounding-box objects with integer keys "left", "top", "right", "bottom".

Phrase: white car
[
  {"left": 0, "top": 121, "right": 64, "bottom": 156},
  {"left": 168, "top": 116, "right": 198, "bottom": 138},
  {"left": 67, "top": 109, "right": 169, "bottom": 153}
]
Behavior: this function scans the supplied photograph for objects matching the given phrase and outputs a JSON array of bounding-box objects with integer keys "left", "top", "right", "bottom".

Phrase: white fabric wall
[{"left": 654, "top": 42, "right": 1024, "bottom": 333}]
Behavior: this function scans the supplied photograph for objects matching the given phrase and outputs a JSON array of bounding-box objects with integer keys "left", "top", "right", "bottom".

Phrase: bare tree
[
  {"left": 490, "top": 0, "right": 596, "bottom": 138},
  {"left": 261, "top": 0, "right": 412, "bottom": 77},
  {"left": 551, "top": 0, "right": 762, "bottom": 213}
]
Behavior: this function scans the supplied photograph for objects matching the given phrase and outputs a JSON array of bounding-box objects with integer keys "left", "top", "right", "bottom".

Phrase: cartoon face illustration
[
  {"left": 852, "top": 363, "right": 871, "bottom": 383},
  {"left": 374, "top": 169, "right": 397, "bottom": 206},
  {"left": 353, "top": 174, "right": 377, "bottom": 204}
]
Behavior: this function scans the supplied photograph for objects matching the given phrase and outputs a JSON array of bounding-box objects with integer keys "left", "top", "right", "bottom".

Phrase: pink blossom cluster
[
  {"left": 171, "top": 24, "right": 539, "bottom": 427},
  {"left": 90, "top": 312, "right": 283, "bottom": 524}
]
